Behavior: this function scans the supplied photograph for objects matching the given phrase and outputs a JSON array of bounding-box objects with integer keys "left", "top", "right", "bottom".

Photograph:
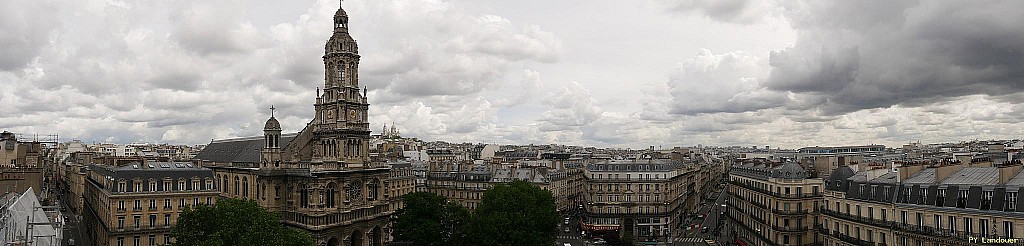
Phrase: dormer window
[
  {"left": 936, "top": 188, "right": 946, "bottom": 207},
  {"left": 957, "top": 190, "right": 968, "bottom": 208},
  {"left": 918, "top": 188, "right": 927, "bottom": 205},
  {"left": 1007, "top": 192, "right": 1018, "bottom": 211},
  {"left": 982, "top": 191, "right": 993, "bottom": 209}
]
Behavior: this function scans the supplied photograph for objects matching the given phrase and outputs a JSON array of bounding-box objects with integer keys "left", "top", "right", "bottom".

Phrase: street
[
  {"left": 673, "top": 185, "right": 727, "bottom": 246},
  {"left": 556, "top": 214, "right": 585, "bottom": 246},
  {"left": 56, "top": 190, "right": 88, "bottom": 246}
]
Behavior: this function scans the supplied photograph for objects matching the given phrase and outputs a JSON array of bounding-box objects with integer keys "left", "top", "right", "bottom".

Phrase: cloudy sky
[{"left": 2, "top": 0, "right": 1023, "bottom": 149}]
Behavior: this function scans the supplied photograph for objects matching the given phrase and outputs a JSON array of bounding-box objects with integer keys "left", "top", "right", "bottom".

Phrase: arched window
[
  {"left": 234, "top": 176, "right": 240, "bottom": 196},
  {"left": 242, "top": 177, "right": 249, "bottom": 199},
  {"left": 327, "top": 182, "right": 337, "bottom": 208},
  {"left": 300, "top": 185, "right": 309, "bottom": 208},
  {"left": 337, "top": 64, "right": 345, "bottom": 85},
  {"left": 368, "top": 178, "right": 379, "bottom": 201}
]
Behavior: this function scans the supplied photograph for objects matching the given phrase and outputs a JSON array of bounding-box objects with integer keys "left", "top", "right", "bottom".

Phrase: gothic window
[
  {"left": 242, "top": 177, "right": 249, "bottom": 199},
  {"left": 234, "top": 176, "right": 240, "bottom": 196},
  {"left": 367, "top": 178, "right": 379, "bottom": 201},
  {"left": 327, "top": 182, "right": 337, "bottom": 208}
]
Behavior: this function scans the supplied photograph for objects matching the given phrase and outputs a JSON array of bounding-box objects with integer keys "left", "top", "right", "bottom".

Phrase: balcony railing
[
  {"left": 820, "top": 208, "right": 982, "bottom": 245},
  {"left": 772, "top": 225, "right": 810, "bottom": 233},
  {"left": 892, "top": 223, "right": 986, "bottom": 244},
  {"left": 729, "top": 180, "right": 822, "bottom": 199},
  {"left": 726, "top": 212, "right": 772, "bottom": 244},
  {"left": 818, "top": 208, "right": 894, "bottom": 229},
  {"left": 747, "top": 199, "right": 768, "bottom": 210},
  {"left": 772, "top": 208, "right": 810, "bottom": 216},
  {"left": 832, "top": 231, "right": 874, "bottom": 246}
]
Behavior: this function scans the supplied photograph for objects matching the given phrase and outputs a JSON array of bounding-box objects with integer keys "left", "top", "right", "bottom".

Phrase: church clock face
[{"left": 349, "top": 109, "right": 358, "bottom": 122}]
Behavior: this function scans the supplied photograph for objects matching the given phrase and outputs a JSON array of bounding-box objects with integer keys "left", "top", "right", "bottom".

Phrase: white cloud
[{"left": 2, "top": 0, "right": 1022, "bottom": 149}]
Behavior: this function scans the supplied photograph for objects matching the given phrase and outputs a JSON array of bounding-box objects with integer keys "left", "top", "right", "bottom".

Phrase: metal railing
[
  {"left": 729, "top": 180, "right": 822, "bottom": 199},
  {"left": 772, "top": 225, "right": 810, "bottom": 233}
]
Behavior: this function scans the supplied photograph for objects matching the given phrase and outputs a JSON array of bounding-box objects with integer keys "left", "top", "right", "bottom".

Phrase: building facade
[
  {"left": 82, "top": 162, "right": 219, "bottom": 246},
  {"left": 821, "top": 159, "right": 1024, "bottom": 246},
  {"left": 582, "top": 159, "right": 697, "bottom": 243},
  {"left": 194, "top": 4, "right": 393, "bottom": 246},
  {"left": 726, "top": 161, "right": 823, "bottom": 246}
]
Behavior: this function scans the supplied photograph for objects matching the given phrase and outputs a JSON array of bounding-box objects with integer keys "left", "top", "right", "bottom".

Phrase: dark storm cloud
[
  {"left": 662, "top": 0, "right": 1024, "bottom": 118},
  {"left": 764, "top": 0, "right": 1024, "bottom": 115}
]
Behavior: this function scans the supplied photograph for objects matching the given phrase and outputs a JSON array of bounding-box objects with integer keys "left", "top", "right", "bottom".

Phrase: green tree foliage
[
  {"left": 467, "top": 180, "right": 559, "bottom": 246},
  {"left": 171, "top": 198, "right": 313, "bottom": 246},
  {"left": 392, "top": 192, "right": 471, "bottom": 246}
]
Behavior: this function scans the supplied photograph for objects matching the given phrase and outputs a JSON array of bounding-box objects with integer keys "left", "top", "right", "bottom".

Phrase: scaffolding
[{"left": 0, "top": 187, "right": 63, "bottom": 246}]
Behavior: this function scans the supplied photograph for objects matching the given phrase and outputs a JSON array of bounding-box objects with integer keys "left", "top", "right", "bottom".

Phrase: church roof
[{"left": 194, "top": 133, "right": 297, "bottom": 164}]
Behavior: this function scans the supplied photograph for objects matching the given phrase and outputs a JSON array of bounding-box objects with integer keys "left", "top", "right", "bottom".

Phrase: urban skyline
[{"left": 3, "top": 0, "right": 1023, "bottom": 148}]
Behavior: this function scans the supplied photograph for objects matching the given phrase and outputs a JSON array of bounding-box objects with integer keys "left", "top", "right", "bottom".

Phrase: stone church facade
[{"left": 194, "top": 4, "right": 390, "bottom": 246}]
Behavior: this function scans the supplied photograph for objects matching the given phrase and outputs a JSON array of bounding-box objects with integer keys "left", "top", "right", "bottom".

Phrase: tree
[
  {"left": 466, "top": 180, "right": 559, "bottom": 246},
  {"left": 171, "top": 198, "right": 313, "bottom": 246},
  {"left": 392, "top": 192, "right": 471, "bottom": 246}
]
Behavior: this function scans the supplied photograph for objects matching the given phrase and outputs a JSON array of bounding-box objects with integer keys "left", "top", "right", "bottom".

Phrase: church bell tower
[{"left": 312, "top": 2, "right": 371, "bottom": 169}]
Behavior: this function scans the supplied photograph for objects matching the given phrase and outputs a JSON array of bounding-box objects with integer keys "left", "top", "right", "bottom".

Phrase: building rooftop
[
  {"left": 194, "top": 133, "right": 298, "bottom": 163},
  {"left": 868, "top": 172, "right": 899, "bottom": 184},
  {"left": 940, "top": 167, "right": 1000, "bottom": 186},
  {"left": 89, "top": 162, "right": 214, "bottom": 182},
  {"left": 902, "top": 168, "right": 936, "bottom": 184}
]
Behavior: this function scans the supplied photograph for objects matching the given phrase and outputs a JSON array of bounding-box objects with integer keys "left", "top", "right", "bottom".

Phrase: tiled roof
[{"left": 194, "top": 133, "right": 297, "bottom": 163}]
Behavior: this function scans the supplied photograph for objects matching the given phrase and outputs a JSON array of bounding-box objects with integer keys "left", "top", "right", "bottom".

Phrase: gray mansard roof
[
  {"left": 831, "top": 164, "right": 1024, "bottom": 213},
  {"left": 768, "top": 162, "right": 807, "bottom": 179},
  {"left": 941, "top": 167, "right": 999, "bottom": 186},
  {"left": 194, "top": 133, "right": 298, "bottom": 163},
  {"left": 732, "top": 161, "right": 810, "bottom": 181}
]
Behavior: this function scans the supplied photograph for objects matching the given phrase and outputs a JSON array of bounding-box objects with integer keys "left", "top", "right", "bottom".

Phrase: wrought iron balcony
[
  {"left": 832, "top": 231, "right": 874, "bottom": 246},
  {"left": 818, "top": 208, "right": 894, "bottom": 229},
  {"left": 772, "top": 225, "right": 810, "bottom": 233},
  {"left": 772, "top": 208, "right": 810, "bottom": 216}
]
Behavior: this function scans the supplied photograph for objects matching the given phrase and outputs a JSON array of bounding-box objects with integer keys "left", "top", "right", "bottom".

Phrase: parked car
[
  {"left": 564, "top": 227, "right": 570, "bottom": 233},
  {"left": 593, "top": 238, "right": 607, "bottom": 245},
  {"left": 701, "top": 226, "right": 709, "bottom": 233}
]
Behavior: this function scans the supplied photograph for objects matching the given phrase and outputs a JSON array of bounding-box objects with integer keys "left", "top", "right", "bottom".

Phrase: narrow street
[
  {"left": 674, "top": 185, "right": 727, "bottom": 245},
  {"left": 557, "top": 215, "right": 585, "bottom": 246},
  {"left": 56, "top": 190, "right": 88, "bottom": 246}
]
